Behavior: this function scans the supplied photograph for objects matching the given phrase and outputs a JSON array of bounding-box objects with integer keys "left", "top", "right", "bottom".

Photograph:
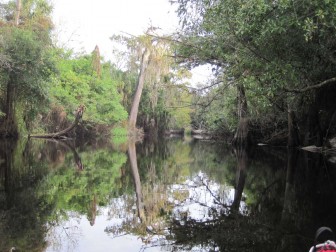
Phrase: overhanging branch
[{"left": 284, "top": 77, "right": 336, "bottom": 93}]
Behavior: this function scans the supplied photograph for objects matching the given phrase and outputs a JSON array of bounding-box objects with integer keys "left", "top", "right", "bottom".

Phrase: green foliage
[
  {"left": 49, "top": 51, "right": 128, "bottom": 125},
  {"left": 39, "top": 148, "right": 127, "bottom": 219},
  {"left": 0, "top": 139, "right": 53, "bottom": 252},
  {"left": 0, "top": 26, "right": 54, "bottom": 105},
  {"left": 173, "top": 0, "right": 336, "bottom": 136},
  {"left": 0, "top": 0, "right": 56, "bottom": 136},
  {"left": 111, "top": 126, "right": 128, "bottom": 145},
  {"left": 191, "top": 85, "right": 238, "bottom": 132},
  {"left": 163, "top": 84, "right": 193, "bottom": 129},
  {"left": 111, "top": 33, "right": 193, "bottom": 131},
  {"left": 111, "top": 126, "right": 128, "bottom": 136}
]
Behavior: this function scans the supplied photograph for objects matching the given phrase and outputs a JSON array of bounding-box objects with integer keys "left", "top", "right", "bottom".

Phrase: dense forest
[
  {"left": 1, "top": 0, "right": 336, "bottom": 148},
  {"left": 0, "top": 0, "right": 192, "bottom": 141},
  {"left": 172, "top": 0, "right": 336, "bottom": 147}
]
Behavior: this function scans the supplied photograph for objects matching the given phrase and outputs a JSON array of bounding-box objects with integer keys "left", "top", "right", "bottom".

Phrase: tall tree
[
  {"left": 129, "top": 48, "right": 151, "bottom": 129},
  {"left": 49, "top": 51, "right": 128, "bottom": 126},
  {"left": 92, "top": 45, "right": 101, "bottom": 78},
  {"left": 111, "top": 32, "right": 192, "bottom": 133},
  {"left": 0, "top": 0, "right": 55, "bottom": 137},
  {"left": 232, "top": 83, "right": 249, "bottom": 146},
  {"left": 173, "top": 0, "right": 336, "bottom": 145}
]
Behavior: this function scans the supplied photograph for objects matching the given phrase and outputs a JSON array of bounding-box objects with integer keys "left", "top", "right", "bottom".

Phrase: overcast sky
[
  {"left": 51, "top": 0, "right": 212, "bottom": 85},
  {"left": 52, "top": 0, "right": 179, "bottom": 59}
]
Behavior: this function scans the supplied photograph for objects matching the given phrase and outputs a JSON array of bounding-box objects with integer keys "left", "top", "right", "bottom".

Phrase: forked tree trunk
[
  {"left": 129, "top": 49, "right": 151, "bottom": 129},
  {"left": 232, "top": 83, "right": 249, "bottom": 146}
]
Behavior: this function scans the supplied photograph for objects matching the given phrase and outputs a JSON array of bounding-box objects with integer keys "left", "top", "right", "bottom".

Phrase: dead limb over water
[{"left": 29, "top": 105, "right": 85, "bottom": 139}]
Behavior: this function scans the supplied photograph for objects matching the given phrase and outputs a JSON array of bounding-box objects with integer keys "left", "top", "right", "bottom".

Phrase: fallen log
[{"left": 29, "top": 105, "right": 85, "bottom": 139}]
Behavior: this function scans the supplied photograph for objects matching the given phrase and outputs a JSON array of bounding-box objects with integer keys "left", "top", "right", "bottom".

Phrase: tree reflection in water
[
  {"left": 0, "top": 139, "right": 51, "bottom": 252},
  {"left": 106, "top": 140, "right": 254, "bottom": 251},
  {"left": 167, "top": 145, "right": 254, "bottom": 251},
  {"left": 102, "top": 139, "right": 336, "bottom": 251},
  {"left": 165, "top": 143, "right": 336, "bottom": 252},
  {"left": 2, "top": 138, "right": 336, "bottom": 251},
  {"left": 128, "top": 142, "right": 145, "bottom": 220},
  {"left": 105, "top": 140, "right": 174, "bottom": 249}
]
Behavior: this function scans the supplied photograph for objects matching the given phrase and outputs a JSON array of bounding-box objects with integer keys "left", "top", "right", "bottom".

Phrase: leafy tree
[
  {"left": 49, "top": 50, "right": 128, "bottom": 127},
  {"left": 0, "top": 0, "right": 55, "bottom": 137},
  {"left": 0, "top": 138, "right": 54, "bottom": 252},
  {"left": 110, "top": 32, "right": 193, "bottom": 133},
  {"left": 38, "top": 145, "right": 127, "bottom": 225},
  {"left": 173, "top": 0, "right": 336, "bottom": 145}
]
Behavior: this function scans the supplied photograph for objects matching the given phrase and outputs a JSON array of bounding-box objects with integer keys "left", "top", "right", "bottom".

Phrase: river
[{"left": 0, "top": 136, "right": 336, "bottom": 252}]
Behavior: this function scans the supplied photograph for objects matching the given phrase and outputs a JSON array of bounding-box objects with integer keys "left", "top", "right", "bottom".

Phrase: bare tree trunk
[
  {"left": 15, "top": 0, "right": 21, "bottom": 26},
  {"left": 129, "top": 49, "right": 151, "bottom": 129},
  {"left": 232, "top": 83, "right": 249, "bottom": 146}
]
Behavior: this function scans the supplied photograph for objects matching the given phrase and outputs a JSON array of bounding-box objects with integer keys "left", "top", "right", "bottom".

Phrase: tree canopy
[
  {"left": 173, "top": 0, "right": 336, "bottom": 145},
  {"left": 0, "top": 0, "right": 55, "bottom": 137}
]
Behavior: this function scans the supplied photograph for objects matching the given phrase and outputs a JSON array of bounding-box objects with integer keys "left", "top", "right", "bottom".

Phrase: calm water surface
[{"left": 1, "top": 137, "right": 336, "bottom": 252}]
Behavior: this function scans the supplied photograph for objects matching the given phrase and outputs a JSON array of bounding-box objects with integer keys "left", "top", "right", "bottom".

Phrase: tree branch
[
  {"left": 29, "top": 105, "right": 85, "bottom": 139},
  {"left": 284, "top": 77, "right": 336, "bottom": 93}
]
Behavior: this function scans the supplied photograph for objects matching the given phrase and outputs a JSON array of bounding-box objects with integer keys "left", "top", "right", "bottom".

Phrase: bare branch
[{"left": 284, "top": 77, "right": 336, "bottom": 93}]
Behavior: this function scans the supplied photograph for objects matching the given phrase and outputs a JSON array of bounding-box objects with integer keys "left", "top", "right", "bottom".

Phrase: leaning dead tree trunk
[
  {"left": 29, "top": 105, "right": 85, "bottom": 139},
  {"left": 129, "top": 48, "right": 151, "bottom": 129}
]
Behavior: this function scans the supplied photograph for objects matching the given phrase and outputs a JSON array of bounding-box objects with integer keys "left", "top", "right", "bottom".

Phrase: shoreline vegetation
[{"left": 1, "top": 0, "right": 336, "bottom": 154}]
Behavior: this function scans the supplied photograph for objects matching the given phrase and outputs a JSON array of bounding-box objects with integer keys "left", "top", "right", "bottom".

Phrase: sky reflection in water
[
  {"left": 45, "top": 172, "right": 240, "bottom": 252},
  {"left": 2, "top": 138, "right": 336, "bottom": 252}
]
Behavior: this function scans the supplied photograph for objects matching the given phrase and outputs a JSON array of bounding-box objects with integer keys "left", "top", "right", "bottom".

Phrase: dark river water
[{"left": 1, "top": 136, "right": 336, "bottom": 252}]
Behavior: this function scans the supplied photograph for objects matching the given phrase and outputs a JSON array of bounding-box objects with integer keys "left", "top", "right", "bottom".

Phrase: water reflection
[
  {"left": 128, "top": 142, "right": 144, "bottom": 221},
  {"left": 1, "top": 138, "right": 336, "bottom": 251},
  {"left": 0, "top": 139, "right": 50, "bottom": 252},
  {"left": 231, "top": 146, "right": 247, "bottom": 214}
]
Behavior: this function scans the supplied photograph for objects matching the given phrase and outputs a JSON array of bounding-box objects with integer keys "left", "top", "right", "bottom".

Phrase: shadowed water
[{"left": 0, "top": 137, "right": 336, "bottom": 252}]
